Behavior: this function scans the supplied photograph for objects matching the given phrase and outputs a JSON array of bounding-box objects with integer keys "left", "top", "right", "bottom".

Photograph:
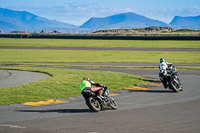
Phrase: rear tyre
[{"left": 86, "top": 97, "right": 101, "bottom": 112}]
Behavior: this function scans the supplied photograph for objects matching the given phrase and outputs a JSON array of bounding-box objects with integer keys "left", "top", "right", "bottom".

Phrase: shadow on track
[
  {"left": 17, "top": 109, "right": 91, "bottom": 113},
  {"left": 135, "top": 77, "right": 175, "bottom": 93},
  {"left": 128, "top": 89, "right": 173, "bottom": 93}
]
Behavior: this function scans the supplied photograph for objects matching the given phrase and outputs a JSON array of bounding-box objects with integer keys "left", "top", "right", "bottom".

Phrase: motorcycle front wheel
[
  {"left": 110, "top": 98, "right": 117, "bottom": 110},
  {"left": 169, "top": 80, "right": 180, "bottom": 93},
  {"left": 86, "top": 96, "right": 101, "bottom": 112}
]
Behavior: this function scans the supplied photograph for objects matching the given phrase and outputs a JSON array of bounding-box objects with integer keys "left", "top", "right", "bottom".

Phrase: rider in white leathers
[
  {"left": 159, "top": 58, "right": 183, "bottom": 91},
  {"left": 159, "top": 58, "right": 172, "bottom": 88}
]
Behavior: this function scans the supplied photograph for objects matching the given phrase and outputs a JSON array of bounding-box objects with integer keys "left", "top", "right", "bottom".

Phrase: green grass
[
  {"left": 0, "top": 38, "right": 200, "bottom": 48},
  {"left": 0, "top": 67, "right": 145, "bottom": 105},
  {"left": 173, "top": 29, "right": 200, "bottom": 32},
  {"left": 0, "top": 49, "right": 199, "bottom": 63}
]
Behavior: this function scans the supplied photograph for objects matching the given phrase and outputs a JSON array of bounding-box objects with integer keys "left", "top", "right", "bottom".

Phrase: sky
[{"left": 0, "top": 0, "right": 200, "bottom": 26}]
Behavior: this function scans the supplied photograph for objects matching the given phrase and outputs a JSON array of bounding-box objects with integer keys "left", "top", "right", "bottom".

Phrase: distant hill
[
  {"left": 169, "top": 15, "right": 200, "bottom": 30},
  {"left": 0, "top": 8, "right": 77, "bottom": 33},
  {"left": 80, "top": 12, "right": 168, "bottom": 30}
]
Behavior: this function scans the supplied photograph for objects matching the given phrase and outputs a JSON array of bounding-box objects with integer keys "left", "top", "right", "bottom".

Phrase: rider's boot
[
  {"left": 162, "top": 80, "right": 168, "bottom": 89},
  {"left": 179, "top": 86, "right": 183, "bottom": 91},
  {"left": 164, "top": 84, "right": 168, "bottom": 89}
]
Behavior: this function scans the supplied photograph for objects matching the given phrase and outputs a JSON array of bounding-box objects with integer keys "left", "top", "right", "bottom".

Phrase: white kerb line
[{"left": 0, "top": 124, "right": 26, "bottom": 129}]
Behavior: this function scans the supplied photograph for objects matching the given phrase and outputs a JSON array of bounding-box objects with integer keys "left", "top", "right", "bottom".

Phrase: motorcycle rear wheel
[{"left": 86, "top": 96, "right": 101, "bottom": 112}]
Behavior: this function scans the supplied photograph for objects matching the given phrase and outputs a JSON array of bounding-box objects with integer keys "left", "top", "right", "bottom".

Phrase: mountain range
[
  {"left": 169, "top": 15, "right": 200, "bottom": 30},
  {"left": 0, "top": 8, "right": 77, "bottom": 33},
  {"left": 80, "top": 12, "right": 168, "bottom": 29},
  {"left": 0, "top": 7, "right": 200, "bottom": 33},
  {"left": 81, "top": 13, "right": 200, "bottom": 30}
]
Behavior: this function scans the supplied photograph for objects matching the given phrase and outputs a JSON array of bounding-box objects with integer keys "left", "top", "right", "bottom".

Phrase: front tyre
[
  {"left": 110, "top": 98, "right": 117, "bottom": 110},
  {"left": 169, "top": 80, "right": 179, "bottom": 93},
  {"left": 86, "top": 97, "right": 101, "bottom": 112}
]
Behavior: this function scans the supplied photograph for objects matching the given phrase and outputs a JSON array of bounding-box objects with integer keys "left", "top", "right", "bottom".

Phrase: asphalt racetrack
[
  {"left": 0, "top": 70, "right": 50, "bottom": 89},
  {"left": 0, "top": 66, "right": 200, "bottom": 133},
  {"left": 0, "top": 47, "right": 200, "bottom": 133}
]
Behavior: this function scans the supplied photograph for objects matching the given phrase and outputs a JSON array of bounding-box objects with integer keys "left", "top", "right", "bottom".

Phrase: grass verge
[
  {"left": 0, "top": 38, "right": 200, "bottom": 48},
  {"left": 0, "top": 67, "right": 145, "bottom": 105},
  {"left": 0, "top": 49, "right": 199, "bottom": 63}
]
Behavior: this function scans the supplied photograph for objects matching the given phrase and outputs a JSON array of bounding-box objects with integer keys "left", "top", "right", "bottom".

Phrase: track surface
[
  {"left": 0, "top": 67, "right": 200, "bottom": 133},
  {"left": 0, "top": 70, "right": 50, "bottom": 89}
]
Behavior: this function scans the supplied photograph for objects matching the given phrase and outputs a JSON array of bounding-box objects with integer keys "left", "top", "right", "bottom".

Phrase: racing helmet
[{"left": 160, "top": 58, "right": 165, "bottom": 63}]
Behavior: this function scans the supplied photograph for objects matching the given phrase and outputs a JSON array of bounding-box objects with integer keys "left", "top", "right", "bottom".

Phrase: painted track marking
[
  {"left": 125, "top": 86, "right": 149, "bottom": 90},
  {"left": 24, "top": 99, "right": 68, "bottom": 106},
  {"left": 110, "top": 93, "right": 120, "bottom": 96},
  {"left": 145, "top": 82, "right": 162, "bottom": 86}
]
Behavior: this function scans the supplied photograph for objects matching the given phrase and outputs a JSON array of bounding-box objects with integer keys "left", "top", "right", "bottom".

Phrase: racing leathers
[
  {"left": 159, "top": 61, "right": 173, "bottom": 88},
  {"left": 80, "top": 79, "right": 107, "bottom": 96}
]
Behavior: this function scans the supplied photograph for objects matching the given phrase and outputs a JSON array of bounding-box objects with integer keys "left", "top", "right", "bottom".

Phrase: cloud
[
  {"left": 176, "top": 5, "right": 200, "bottom": 16},
  {"left": 135, "top": 5, "right": 200, "bottom": 23},
  {"left": 125, "top": 8, "right": 133, "bottom": 12}
]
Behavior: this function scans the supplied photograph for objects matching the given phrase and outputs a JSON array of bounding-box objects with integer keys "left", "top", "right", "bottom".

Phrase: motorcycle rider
[
  {"left": 159, "top": 58, "right": 173, "bottom": 88},
  {"left": 159, "top": 58, "right": 183, "bottom": 91},
  {"left": 80, "top": 77, "right": 108, "bottom": 96}
]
